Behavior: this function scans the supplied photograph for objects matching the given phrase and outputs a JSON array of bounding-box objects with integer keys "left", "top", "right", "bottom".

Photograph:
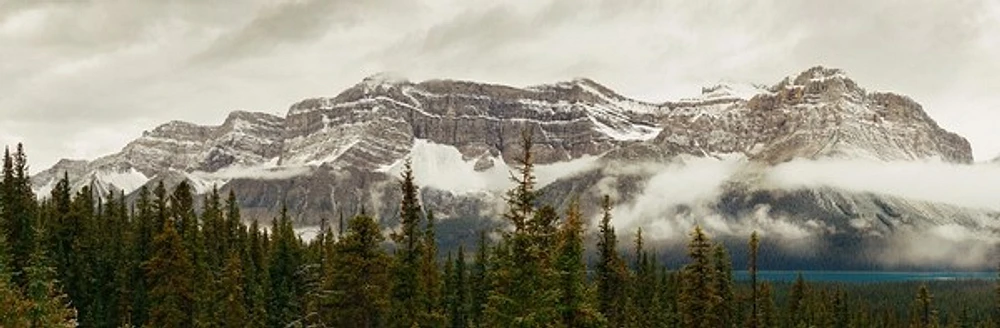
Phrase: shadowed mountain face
[{"left": 32, "top": 66, "right": 995, "bottom": 269}]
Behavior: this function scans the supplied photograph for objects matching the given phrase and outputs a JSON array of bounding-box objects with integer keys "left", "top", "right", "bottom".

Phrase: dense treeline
[{"left": 1, "top": 135, "right": 1000, "bottom": 327}]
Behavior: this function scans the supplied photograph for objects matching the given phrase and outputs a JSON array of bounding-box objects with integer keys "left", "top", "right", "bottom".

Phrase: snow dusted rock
[
  {"left": 653, "top": 66, "right": 972, "bottom": 164},
  {"left": 31, "top": 66, "right": 981, "bottom": 246}
]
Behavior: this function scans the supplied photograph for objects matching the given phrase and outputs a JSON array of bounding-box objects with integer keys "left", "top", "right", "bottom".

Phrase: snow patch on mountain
[
  {"left": 380, "top": 139, "right": 600, "bottom": 194},
  {"left": 680, "top": 82, "right": 772, "bottom": 103},
  {"left": 87, "top": 167, "right": 150, "bottom": 195}
]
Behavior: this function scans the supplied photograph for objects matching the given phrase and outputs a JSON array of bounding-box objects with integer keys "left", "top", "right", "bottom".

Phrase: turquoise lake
[{"left": 733, "top": 271, "right": 997, "bottom": 283}]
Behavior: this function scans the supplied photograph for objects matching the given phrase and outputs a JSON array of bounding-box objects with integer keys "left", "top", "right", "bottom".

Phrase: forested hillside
[{"left": 1, "top": 134, "right": 998, "bottom": 327}]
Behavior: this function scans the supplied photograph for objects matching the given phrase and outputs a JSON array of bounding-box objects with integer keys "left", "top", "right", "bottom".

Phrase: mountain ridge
[{"left": 31, "top": 66, "right": 986, "bottom": 264}]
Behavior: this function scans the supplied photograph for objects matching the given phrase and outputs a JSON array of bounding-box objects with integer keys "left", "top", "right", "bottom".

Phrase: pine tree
[
  {"left": 631, "top": 227, "right": 661, "bottom": 328},
  {"left": 788, "top": 272, "right": 807, "bottom": 327},
  {"left": 759, "top": 282, "right": 777, "bottom": 328},
  {"left": 679, "top": 225, "right": 718, "bottom": 328},
  {"left": 220, "top": 251, "right": 248, "bottom": 328},
  {"left": 484, "top": 129, "right": 561, "bottom": 327},
  {"left": 469, "top": 231, "right": 490, "bottom": 328},
  {"left": 0, "top": 233, "right": 30, "bottom": 327},
  {"left": 390, "top": 160, "right": 427, "bottom": 328},
  {"left": 448, "top": 246, "right": 469, "bottom": 328},
  {"left": 556, "top": 200, "right": 605, "bottom": 328},
  {"left": 596, "top": 195, "right": 627, "bottom": 327},
  {"left": 245, "top": 220, "right": 269, "bottom": 328},
  {"left": 419, "top": 210, "right": 447, "bottom": 326},
  {"left": 1, "top": 144, "right": 38, "bottom": 287},
  {"left": 329, "top": 214, "right": 390, "bottom": 328},
  {"left": 748, "top": 231, "right": 761, "bottom": 328},
  {"left": 267, "top": 204, "right": 304, "bottom": 327},
  {"left": 915, "top": 283, "right": 938, "bottom": 328},
  {"left": 130, "top": 186, "right": 156, "bottom": 326},
  {"left": 146, "top": 220, "right": 196, "bottom": 328},
  {"left": 23, "top": 242, "right": 77, "bottom": 327},
  {"left": 713, "top": 242, "right": 734, "bottom": 328}
]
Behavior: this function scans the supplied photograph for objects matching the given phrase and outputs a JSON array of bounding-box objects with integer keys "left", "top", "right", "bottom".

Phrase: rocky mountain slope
[{"left": 32, "top": 66, "right": 996, "bottom": 268}]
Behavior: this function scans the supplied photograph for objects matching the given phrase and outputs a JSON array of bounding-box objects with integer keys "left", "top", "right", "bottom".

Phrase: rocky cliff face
[
  {"left": 652, "top": 67, "right": 971, "bottom": 164},
  {"left": 32, "top": 66, "right": 991, "bottom": 268}
]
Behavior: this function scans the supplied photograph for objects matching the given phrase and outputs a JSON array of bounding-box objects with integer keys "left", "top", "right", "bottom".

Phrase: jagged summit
[{"left": 31, "top": 66, "right": 977, "bottom": 231}]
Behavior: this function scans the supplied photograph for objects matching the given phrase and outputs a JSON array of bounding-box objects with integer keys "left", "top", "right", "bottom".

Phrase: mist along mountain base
[
  {"left": 3, "top": 136, "right": 1000, "bottom": 327},
  {"left": 27, "top": 66, "right": 999, "bottom": 270}
]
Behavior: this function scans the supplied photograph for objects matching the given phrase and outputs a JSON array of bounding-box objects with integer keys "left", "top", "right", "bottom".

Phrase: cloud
[
  {"left": 878, "top": 224, "right": 999, "bottom": 269},
  {"left": 768, "top": 158, "right": 1000, "bottom": 211},
  {"left": 191, "top": 0, "right": 395, "bottom": 64},
  {"left": 2, "top": 0, "right": 999, "bottom": 174}
]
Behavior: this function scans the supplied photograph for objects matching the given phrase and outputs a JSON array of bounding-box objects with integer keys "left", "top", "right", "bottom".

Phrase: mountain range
[{"left": 31, "top": 66, "right": 999, "bottom": 269}]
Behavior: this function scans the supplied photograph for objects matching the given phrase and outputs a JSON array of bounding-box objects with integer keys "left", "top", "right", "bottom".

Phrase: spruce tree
[
  {"left": 220, "top": 251, "right": 248, "bottom": 328},
  {"left": 146, "top": 220, "right": 195, "bottom": 328},
  {"left": 245, "top": 220, "right": 269, "bottom": 328},
  {"left": 390, "top": 160, "right": 427, "bottom": 327},
  {"left": 23, "top": 242, "right": 77, "bottom": 327},
  {"left": 788, "top": 272, "right": 807, "bottom": 327},
  {"left": 1, "top": 144, "right": 38, "bottom": 286},
  {"left": 596, "top": 195, "right": 627, "bottom": 327},
  {"left": 267, "top": 205, "right": 304, "bottom": 327},
  {"left": 679, "top": 225, "right": 718, "bottom": 328},
  {"left": 556, "top": 200, "right": 605, "bottom": 328},
  {"left": 759, "top": 282, "right": 777, "bottom": 328},
  {"left": 915, "top": 283, "right": 938, "bottom": 328},
  {"left": 748, "top": 231, "right": 760, "bottom": 328},
  {"left": 469, "top": 231, "right": 490, "bottom": 328},
  {"left": 713, "top": 242, "right": 734, "bottom": 328},
  {"left": 449, "top": 246, "right": 469, "bottom": 328},
  {"left": 0, "top": 233, "right": 30, "bottom": 327},
  {"left": 329, "top": 214, "right": 390, "bottom": 328},
  {"left": 130, "top": 186, "right": 156, "bottom": 326},
  {"left": 419, "top": 210, "right": 447, "bottom": 326}
]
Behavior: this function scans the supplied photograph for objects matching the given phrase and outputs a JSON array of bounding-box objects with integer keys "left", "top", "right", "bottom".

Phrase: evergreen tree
[
  {"left": 788, "top": 272, "right": 808, "bottom": 327},
  {"left": 0, "top": 233, "right": 30, "bottom": 327},
  {"left": 556, "top": 200, "right": 604, "bottom": 328},
  {"left": 914, "top": 283, "right": 938, "bottom": 328},
  {"left": 220, "top": 251, "right": 248, "bottom": 328},
  {"left": 484, "top": 129, "right": 562, "bottom": 327},
  {"left": 390, "top": 160, "right": 427, "bottom": 328},
  {"left": 469, "top": 231, "right": 490, "bottom": 328},
  {"left": 245, "top": 220, "right": 269, "bottom": 328},
  {"left": 596, "top": 195, "right": 627, "bottom": 327},
  {"left": 713, "top": 242, "right": 734, "bottom": 328},
  {"left": 760, "top": 282, "right": 777, "bottom": 328},
  {"left": 23, "top": 241, "right": 77, "bottom": 327},
  {"left": 748, "top": 231, "right": 761, "bottom": 328},
  {"left": 419, "top": 210, "right": 447, "bottom": 326},
  {"left": 329, "top": 214, "right": 390, "bottom": 328},
  {"left": 448, "top": 246, "right": 469, "bottom": 328},
  {"left": 679, "top": 225, "right": 718, "bottom": 328},
  {"left": 267, "top": 205, "right": 304, "bottom": 327},
  {"left": 146, "top": 220, "right": 196, "bottom": 328},
  {"left": 130, "top": 186, "right": 156, "bottom": 326},
  {"left": 1, "top": 144, "right": 38, "bottom": 286}
]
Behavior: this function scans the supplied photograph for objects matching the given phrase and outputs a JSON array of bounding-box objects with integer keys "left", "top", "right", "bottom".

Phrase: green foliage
[
  {"left": 146, "top": 219, "right": 195, "bottom": 328},
  {"left": 328, "top": 214, "right": 390, "bottom": 328},
  {"left": 5, "top": 143, "right": 1000, "bottom": 328},
  {"left": 596, "top": 195, "right": 627, "bottom": 327},
  {"left": 679, "top": 225, "right": 719, "bottom": 328}
]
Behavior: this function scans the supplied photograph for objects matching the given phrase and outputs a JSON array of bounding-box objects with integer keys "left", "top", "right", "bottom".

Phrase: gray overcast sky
[{"left": 1, "top": 0, "right": 998, "bottom": 172}]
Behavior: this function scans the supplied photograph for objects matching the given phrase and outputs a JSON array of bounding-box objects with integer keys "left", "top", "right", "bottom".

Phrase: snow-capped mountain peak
[{"left": 31, "top": 66, "right": 975, "bottom": 230}]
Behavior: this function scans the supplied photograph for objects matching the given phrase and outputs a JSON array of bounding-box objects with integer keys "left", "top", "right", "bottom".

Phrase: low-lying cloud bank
[
  {"left": 767, "top": 158, "right": 1000, "bottom": 211},
  {"left": 593, "top": 156, "right": 1000, "bottom": 268}
]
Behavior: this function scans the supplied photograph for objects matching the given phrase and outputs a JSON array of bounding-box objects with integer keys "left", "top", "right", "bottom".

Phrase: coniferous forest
[{"left": 2, "top": 134, "right": 1000, "bottom": 328}]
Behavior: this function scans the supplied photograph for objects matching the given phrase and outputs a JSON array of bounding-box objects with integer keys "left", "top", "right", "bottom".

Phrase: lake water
[{"left": 733, "top": 271, "right": 996, "bottom": 283}]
